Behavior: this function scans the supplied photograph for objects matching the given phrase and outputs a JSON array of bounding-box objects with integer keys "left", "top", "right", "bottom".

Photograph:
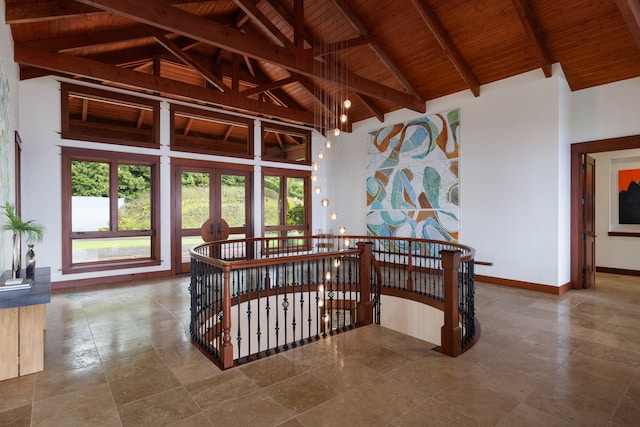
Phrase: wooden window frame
[
  {"left": 262, "top": 167, "right": 311, "bottom": 252},
  {"left": 61, "top": 83, "right": 160, "bottom": 148},
  {"left": 61, "top": 147, "right": 161, "bottom": 274},
  {"left": 170, "top": 104, "right": 254, "bottom": 158},
  {"left": 261, "top": 122, "right": 311, "bottom": 165}
]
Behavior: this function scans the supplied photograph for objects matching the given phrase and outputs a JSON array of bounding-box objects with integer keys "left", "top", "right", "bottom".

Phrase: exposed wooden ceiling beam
[
  {"left": 183, "top": 118, "right": 193, "bottom": 136},
  {"left": 409, "top": 0, "right": 480, "bottom": 97},
  {"left": 240, "top": 76, "right": 299, "bottom": 97},
  {"left": 136, "top": 110, "right": 145, "bottom": 129},
  {"left": 331, "top": 0, "right": 419, "bottom": 99},
  {"left": 154, "top": 33, "right": 230, "bottom": 92},
  {"left": 262, "top": 0, "right": 387, "bottom": 123},
  {"left": 74, "top": 0, "right": 425, "bottom": 112},
  {"left": 81, "top": 99, "right": 89, "bottom": 121},
  {"left": 18, "top": 25, "right": 158, "bottom": 53},
  {"left": 355, "top": 93, "right": 384, "bottom": 123},
  {"left": 304, "top": 36, "right": 373, "bottom": 58},
  {"left": 276, "top": 133, "right": 286, "bottom": 149},
  {"left": 615, "top": 0, "right": 640, "bottom": 51},
  {"left": 261, "top": 0, "right": 347, "bottom": 121},
  {"left": 232, "top": 0, "right": 293, "bottom": 48},
  {"left": 511, "top": 0, "right": 553, "bottom": 78},
  {"left": 4, "top": 0, "right": 208, "bottom": 24},
  {"left": 223, "top": 125, "right": 234, "bottom": 142},
  {"left": 264, "top": 0, "right": 315, "bottom": 47},
  {"left": 13, "top": 45, "right": 316, "bottom": 125}
]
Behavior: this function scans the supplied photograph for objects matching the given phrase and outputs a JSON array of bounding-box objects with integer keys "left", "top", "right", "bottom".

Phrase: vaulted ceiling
[{"left": 6, "top": 0, "right": 640, "bottom": 132}]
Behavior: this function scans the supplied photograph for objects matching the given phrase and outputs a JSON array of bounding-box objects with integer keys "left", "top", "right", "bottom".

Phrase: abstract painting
[
  {"left": 619, "top": 168, "right": 640, "bottom": 224},
  {"left": 366, "top": 109, "right": 460, "bottom": 242}
]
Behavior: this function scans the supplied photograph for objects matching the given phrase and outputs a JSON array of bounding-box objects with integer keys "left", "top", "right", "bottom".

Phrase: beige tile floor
[{"left": 1, "top": 272, "right": 639, "bottom": 426}]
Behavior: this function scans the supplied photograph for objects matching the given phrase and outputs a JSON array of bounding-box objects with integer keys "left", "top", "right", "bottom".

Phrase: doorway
[
  {"left": 172, "top": 159, "right": 253, "bottom": 274},
  {"left": 571, "top": 134, "right": 640, "bottom": 289}
]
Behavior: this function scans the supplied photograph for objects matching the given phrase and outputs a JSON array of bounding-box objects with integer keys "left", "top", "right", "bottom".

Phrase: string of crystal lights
[{"left": 312, "top": 12, "right": 351, "bottom": 236}]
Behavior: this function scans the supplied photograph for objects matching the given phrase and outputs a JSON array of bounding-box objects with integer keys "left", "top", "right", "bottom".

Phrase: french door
[{"left": 173, "top": 159, "right": 252, "bottom": 274}]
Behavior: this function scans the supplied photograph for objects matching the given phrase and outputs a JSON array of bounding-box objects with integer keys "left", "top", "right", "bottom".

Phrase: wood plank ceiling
[{"left": 6, "top": 0, "right": 640, "bottom": 132}]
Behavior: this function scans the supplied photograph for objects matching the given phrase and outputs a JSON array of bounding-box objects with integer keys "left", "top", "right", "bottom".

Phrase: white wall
[
  {"left": 0, "top": 1, "right": 20, "bottom": 272},
  {"left": 338, "top": 67, "right": 571, "bottom": 287},
  {"left": 571, "top": 78, "right": 640, "bottom": 142},
  {"left": 592, "top": 149, "right": 640, "bottom": 271}
]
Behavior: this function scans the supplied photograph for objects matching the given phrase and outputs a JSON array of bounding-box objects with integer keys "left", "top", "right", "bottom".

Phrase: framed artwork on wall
[
  {"left": 618, "top": 168, "right": 640, "bottom": 224},
  {"left": 366, "top": 109, "right": 460, "bottom": 243},
  {"left": 609, "top": 157, "right": 640, "bottom": 235}
]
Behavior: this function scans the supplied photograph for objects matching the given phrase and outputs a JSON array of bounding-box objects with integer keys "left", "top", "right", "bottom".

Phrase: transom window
[
  {"left": 61, "top": 83, "right": 160, "bottom": 148},
  {"left": 61, "top": 147, "right": 160, "bottom": 273},
  {"left": 262, "top": 123, "right": 311, "bottom": 164},
  {"left": 170, "top": 104, "right": 254, "bottom": 157}
]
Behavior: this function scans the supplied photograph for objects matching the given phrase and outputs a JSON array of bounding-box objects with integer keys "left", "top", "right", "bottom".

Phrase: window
[
  {"left": 61, "top": 147, "right": 160, "bottom": 273},
  {"left": 263, "top": 168, "right": 310, "bottom": 250},
  {"left": 262, "top": 122, "right": 311, "bottom": 164},
  {"left": 61, "top": 83, "right": 160, "bottom": 148},
  {"left": 170, "top": 104, "right": 253, "bottom": 157}
]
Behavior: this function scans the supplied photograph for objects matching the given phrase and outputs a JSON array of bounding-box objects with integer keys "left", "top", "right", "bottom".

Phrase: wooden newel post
[
  {"left": 221, "top": 265, "right": 234, "bottom": 369},
  {"left": 440, "top": 249, "right": 462, "bottom": 357},
  {"left": 357, "top": 241, "right": 374, "bottom": 326}
]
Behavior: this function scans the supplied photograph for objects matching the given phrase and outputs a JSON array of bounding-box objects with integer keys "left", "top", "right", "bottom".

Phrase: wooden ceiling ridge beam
[
  {"left": 615, "top": 0, "right": 640, "bottom": 51},
  {"left": 409, "top": 0, "right": 480, "bottom": 97},
  {"left": 330, "top": 0, "right": 419, "bottom": 98},
  {"left": 232, "top": 0, "right": 293, "bottom": 48},
  {"left": 13, "top": 45, "right": 316, "bottom": 125},
  {"left": 4, "top": 0, "right": 210, "bottom": 24},
  {"left": 153, "top": 33, "right": 230, "bottom": 92},
  {"left": 511, "top": 0, "right": 553, "bottom": 78},
  {"left": 72, "top": 0, "right": 424, "bottom": 112}
]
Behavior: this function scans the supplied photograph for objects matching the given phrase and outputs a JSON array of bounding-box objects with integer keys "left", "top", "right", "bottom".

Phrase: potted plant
[{"left": 2, "top": 202, "right": 45, "bottom": 281}]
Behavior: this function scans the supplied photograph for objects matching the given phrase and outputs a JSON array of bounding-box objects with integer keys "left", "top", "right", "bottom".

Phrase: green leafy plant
[{"left": 2, "top": 202, "right": 45, "bottom": 243}]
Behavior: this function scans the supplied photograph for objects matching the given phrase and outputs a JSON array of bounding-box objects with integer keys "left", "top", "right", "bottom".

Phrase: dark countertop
[{"left": 0, "top": 267, "right": 51, "bottom": 309}]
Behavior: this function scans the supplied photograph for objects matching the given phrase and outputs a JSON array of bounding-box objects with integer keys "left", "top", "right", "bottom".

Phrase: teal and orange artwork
[{"left": 366, "top": 109, "right": 460, "bottom": 242}]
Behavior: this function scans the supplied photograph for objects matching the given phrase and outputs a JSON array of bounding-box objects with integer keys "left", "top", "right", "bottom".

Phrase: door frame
[
  {"left": 570, "top": 134, "right": 640, "bottom": 289},
  {"left": 171, "top": 158, "right": 254, "bottom": 274}
]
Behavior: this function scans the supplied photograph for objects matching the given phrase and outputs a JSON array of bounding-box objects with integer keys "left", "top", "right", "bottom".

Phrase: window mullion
[{"left": 110, "top": 162, "right": 119, "bottom": 232}]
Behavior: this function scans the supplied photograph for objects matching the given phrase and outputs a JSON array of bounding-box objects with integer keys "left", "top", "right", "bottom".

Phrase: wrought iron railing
[{"left": 189, "top": 235, "right": 475, "bottom": 369}]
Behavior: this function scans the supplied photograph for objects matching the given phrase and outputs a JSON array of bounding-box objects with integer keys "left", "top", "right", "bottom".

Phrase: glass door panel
[{"left": 174, "top": 165, "right": 252, "bottom": 273}]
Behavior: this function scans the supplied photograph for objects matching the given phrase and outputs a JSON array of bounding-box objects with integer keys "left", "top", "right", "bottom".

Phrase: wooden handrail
[{"left": 190, "top": 235, "right": 476, "bottom": 367}]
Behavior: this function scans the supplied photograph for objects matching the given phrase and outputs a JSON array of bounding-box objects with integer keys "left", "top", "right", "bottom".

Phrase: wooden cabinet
[{"left": 0, "top": 268, "right": 50, "bottom": 381}]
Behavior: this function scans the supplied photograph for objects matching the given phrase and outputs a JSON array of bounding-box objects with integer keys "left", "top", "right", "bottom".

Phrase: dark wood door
[{"left": 583, "top": 155, "right": 596, "bottom": 288}]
